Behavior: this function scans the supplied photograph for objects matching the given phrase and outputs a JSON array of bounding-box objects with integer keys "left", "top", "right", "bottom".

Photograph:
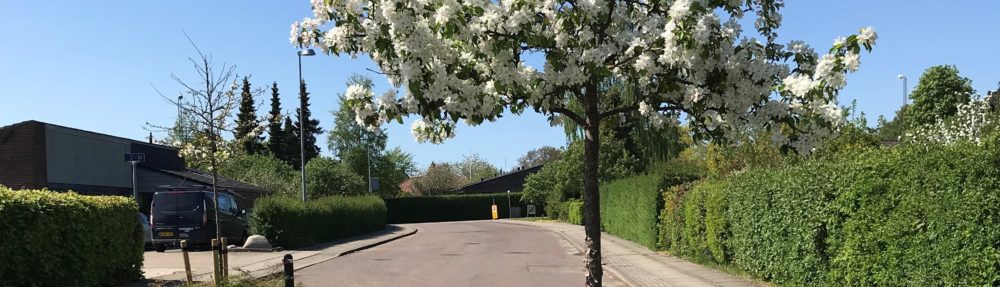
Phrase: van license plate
[{"left": 158, "top": 231, "right": 174, "bottom": 237}]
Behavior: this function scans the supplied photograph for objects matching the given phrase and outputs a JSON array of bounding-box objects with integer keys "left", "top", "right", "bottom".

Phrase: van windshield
[{"left": 154, "top": 193, "right": 203, "bottom": 212}]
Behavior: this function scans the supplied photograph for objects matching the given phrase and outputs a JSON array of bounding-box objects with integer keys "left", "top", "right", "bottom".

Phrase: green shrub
[
  {"left": 250, "top": 195, "right": 385, "bottom": 249},
  {"left": 384, "top": 193, "right": 527, "bottom": 223},
  {"left": 600, "top": 173, "right": 662, "bottom": 249},
  {"left": 682, "top": 182, "right": 708, "bottom": 260},
  {"left": 547, "top": 200, "right": 566, "bottom": 220},
  {"left": 219, "top": 153, "right": 297, "bottom": 196},
  {"left": 0, "top": 188, "right": 143, "bottom": 286},
  {"left": 648, "top": 159, "right": 706, "bottom": 253},
  {"left": 566, "top": 199, "right": 584, "bottom": 225},
  {"left": 521, "top": 132, "right": 640, "bottom": 219},
  {"left": 304, "top": 157, "right": 366, "bottom": 197},
  {"left": 702, "top": 181, "right": 729, "bottom": 264},
  {"left": 657, "top": 184, "right": 689, "bottom": 252}
]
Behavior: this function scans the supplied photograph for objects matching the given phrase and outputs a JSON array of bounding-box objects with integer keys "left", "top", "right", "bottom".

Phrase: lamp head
[
  {"left": 298, "top": 49, "right": 316, "bottom": 56},
  {"left": 897, "top": 74, "right": 906, "bottom": 80}
]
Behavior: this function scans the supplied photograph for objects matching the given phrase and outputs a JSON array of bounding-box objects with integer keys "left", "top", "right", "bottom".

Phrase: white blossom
[
  {"left": 783, "top": 74, "right": 816, "bottom": 97},
  {"left": 843, "top": 52, "right": 860, "bottom": 72},
  {"left": 858, "top": 26, "right": 878, "bottom": 46},
  {"left": 669, "top": 0, "right": 693, "bottom": 20},
  {"left": 290, "top": 0, "right": 877, "bottom": 154}
]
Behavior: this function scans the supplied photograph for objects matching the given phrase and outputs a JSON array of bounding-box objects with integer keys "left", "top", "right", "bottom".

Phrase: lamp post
[
  {"left": 507, "top": 190, "right": 512, "bottom": 218},
  {"left": 897, "top": 74, "right": 907, "bottom": 106},
  {"left": 298, "top": 48, "right": 315, "bottom": 203}
]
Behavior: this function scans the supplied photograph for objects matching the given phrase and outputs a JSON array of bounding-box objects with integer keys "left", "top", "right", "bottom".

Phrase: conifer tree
[
  {"left": 292, "top": 80, "right": 323, "bottom": 167},
  {"left": 234, "top": 76, "right": 264, "bottom": 154},
  {"left": 266, "top": 82, "right": 287, "bottom": 157}
]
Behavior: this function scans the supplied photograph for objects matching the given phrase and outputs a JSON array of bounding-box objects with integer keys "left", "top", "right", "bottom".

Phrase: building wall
[
  {"left": 0, "top": 121, "right": 47, "bottom": 189},
  {"left": 44, "top": 124, "right": 132, "bottom": 188}
]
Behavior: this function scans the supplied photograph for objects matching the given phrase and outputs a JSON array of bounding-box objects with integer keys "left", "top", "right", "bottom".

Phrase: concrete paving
[
  {"left": 142, "top": 225, "right": 416, "bottom": 282},
  {"left": 296, "top": 221, "right": 628, "bottom": 287},
  {"left": 503, "top": 220, "right": 762, "bottom": 287}
]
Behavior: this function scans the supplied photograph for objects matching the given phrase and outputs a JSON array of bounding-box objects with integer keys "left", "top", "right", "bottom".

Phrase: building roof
[
  {"left": 1, "top": 120, "right": 178, "bottom": 150},
  {"left": 452, "top": 164, "right": 544, "bottom": 194},
  {"left": 144, "top": 167, "right": 268, "bottom": 194}
]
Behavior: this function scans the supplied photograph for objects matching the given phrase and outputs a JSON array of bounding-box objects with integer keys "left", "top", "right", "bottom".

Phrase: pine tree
[
  {"left": 234, "top": 76, "right": 264, "bottom": 154},
  {"left": 266, "top": 82, "right": 286, "bottom": 157},
  {"left": 292, "top": 80, "right": 323, "bottom": 167},
  {"left": 281, "top": 117, "right": 300, "bottom": 168}
]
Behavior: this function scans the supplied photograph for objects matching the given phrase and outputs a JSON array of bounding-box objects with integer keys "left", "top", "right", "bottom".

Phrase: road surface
[{"left": 296, "top": 220, "right": 626, "bottom": 287}]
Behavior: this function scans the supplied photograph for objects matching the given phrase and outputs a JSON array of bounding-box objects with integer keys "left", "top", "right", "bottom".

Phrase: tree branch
[{"left": 551, "top": 106, "right": 586, "bottom": 127}]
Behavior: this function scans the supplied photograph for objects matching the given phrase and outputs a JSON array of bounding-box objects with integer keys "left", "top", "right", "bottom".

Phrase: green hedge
[
  {"left": 657, "top": 142, "right": 1000, "bottom": 286},
  {"left": 385, "top": 193, "right": 526, "bottom": 223},
  {"left": 0, "top": 187, "right": 143, "bottom": 286},
  {"left": 566, "top": 199, "right": 584, "bottom": 225},
  {"left": 250, "top": 195, "right": 386, "bottom": 249},
  {"left": 600, "top": 173, "right": 663, "bottom": 249}
]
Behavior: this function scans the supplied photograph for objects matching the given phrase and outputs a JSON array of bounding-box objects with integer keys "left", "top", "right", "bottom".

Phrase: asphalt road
[{"left": 296, "top": 220, "right": 626, "bottom": 287}]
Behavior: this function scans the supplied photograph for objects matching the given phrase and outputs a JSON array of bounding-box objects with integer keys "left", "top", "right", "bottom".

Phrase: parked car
[
  {"left": 138, "top": 213, "right": 153, "bottom": 247},
  {"left": 150, "top": 187, "right": 248, "bottom": 252}
]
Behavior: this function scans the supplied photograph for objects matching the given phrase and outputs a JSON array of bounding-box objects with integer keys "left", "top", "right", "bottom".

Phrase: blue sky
[{"left": 2, "top": 1, "right": 999, "bottom": 170}]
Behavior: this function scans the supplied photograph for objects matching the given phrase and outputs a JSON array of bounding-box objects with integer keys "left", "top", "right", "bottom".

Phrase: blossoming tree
[{"left": 291, "top": 0, "right": 876, "bottom": 284}]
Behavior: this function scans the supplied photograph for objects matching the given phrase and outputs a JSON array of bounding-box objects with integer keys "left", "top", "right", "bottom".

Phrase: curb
[
  {"left": 496, "top": 220, "right": 638, "bottom": 287},
  {"left": 290, "top": 225, "right": 419, "bottom": 271},
  {"left": 338, "top": 227, "right": 418, "bottom": 257}
]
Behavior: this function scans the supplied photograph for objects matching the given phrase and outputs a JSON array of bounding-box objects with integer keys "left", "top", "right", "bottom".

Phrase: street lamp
[
  {"left": 298, "top": 48, "right": 315, "bottom": 203},
  {"left": 507, "top": 190, "right": 512, "bottom": 219},
  {"left": 897, "top": 74, "right": 907, "bottom": 107}
]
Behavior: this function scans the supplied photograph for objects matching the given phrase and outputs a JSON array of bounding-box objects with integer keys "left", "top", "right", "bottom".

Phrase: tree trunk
[
  {"left": 209, "top": 128, "right": 222, "bottom": 245},
  {"left": 582, "top": 88, "right": 603, "bottom": 287}
]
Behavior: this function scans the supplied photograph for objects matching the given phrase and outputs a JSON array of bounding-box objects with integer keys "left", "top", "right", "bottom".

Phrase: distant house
[
  {"left": 451, "top": 164, "right": 544, "bottom": 194},
  {"left": 0, "top": 120, "right": 268, "bottom": 214}
]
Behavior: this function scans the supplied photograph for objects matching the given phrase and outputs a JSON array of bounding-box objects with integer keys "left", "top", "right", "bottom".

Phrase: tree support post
[{"left": 181, "top": 240, "right": 193, "bottom": 284}]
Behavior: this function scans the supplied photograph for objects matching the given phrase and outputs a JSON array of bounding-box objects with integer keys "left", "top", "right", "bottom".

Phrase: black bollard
[{"left": 283, "top": 254, "right": 294, "bottom": 287}]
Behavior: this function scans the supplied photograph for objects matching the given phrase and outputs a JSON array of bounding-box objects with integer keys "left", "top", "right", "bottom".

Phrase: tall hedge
[
  {"left": 656, "top": 142, "right": 1000, "bottom": 286},
  {"left": 600, "top": 173, "right": 663, "bottom": 249},
  {"left": 385, "top": 193, "right": 526, "bottom": 223},
  {"left": 0, "top": 188, "right": 144, "bottom": 286},
  {"left": 250, "top": 195, "right": 386, "bottom": 249}
]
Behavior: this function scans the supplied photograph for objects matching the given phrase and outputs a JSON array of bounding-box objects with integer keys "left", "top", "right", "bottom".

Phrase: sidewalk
[
  {"left": 142, "top": 225, "right": 417, "bottom": 282},
  {"left": 501, "top": 220, "right": 760, "bottom": 287}
]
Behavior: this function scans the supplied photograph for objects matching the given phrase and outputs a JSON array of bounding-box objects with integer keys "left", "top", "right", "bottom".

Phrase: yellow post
[
  {"left": 491, "top": 204, "right": 498, "bottom": 220},
  {"left": 180, "top": 240, "right": 193, "bottom": 284},
  {"left": 212, "top": 239, "right": 221, "bottom": 285}
]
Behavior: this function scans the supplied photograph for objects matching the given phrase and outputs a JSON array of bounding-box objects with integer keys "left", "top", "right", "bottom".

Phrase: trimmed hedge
[
  {"left": 250, "top": 195, "right": 386, "bottom": 249},
  {"left": 657, "top": 180, "right": 729, "bottom": 262},
  {"left": 0, "top": 187, "right": 144, "bottom": 286},
  {"left": 657, "top": 142, "right": 1000, "bottom": 286},
  {"left": 600, "top": 173, "right": 663, "bottom": 249},
  {"left": 385, "top": 193, "right": 526, "bottom": 223}
]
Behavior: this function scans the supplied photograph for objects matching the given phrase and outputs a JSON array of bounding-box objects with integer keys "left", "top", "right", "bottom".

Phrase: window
[{"left": 218, "top": 194, "right": 233, "bottom": 215}]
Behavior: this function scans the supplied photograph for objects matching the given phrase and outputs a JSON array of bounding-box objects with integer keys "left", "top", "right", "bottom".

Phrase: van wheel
[{"left": 155, "top": 244, "right": 166, "bottom": 253}]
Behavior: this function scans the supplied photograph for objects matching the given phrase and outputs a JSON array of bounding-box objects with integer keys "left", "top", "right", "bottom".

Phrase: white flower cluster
[
  {"left": 291, "top": 0, "right": 876, "bottom": 151},
  {"left": 906, "top": 95, "right": 994, "bottom": 145}
]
